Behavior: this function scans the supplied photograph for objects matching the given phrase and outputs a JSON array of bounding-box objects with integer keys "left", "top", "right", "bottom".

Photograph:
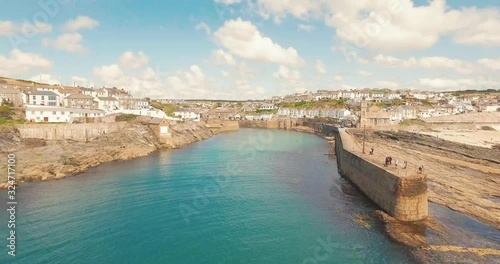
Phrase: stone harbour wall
[{"left": 334, "top": 128, "right": 428, "bottom": 221}]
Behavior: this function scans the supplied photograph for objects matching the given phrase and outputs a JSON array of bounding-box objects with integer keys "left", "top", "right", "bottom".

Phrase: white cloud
[
  {"left": 376, "top": 80, "right": 399, "bottom": 89},
  {"left": 354, "top": 54, "right": 496, "bottom": 74},
  {"left": 0, "top": 21, "right": 14, "bottom": 36},
  {"left": 31, "top": 74, "right": 61, "bottom": 85},
  {"left": 42, "top": 33, "right": 85, "bottom": 53},
  {"left": 167, "top": 65, "right": 214, "bottom": 98},
  {"left": 0, "top": 20, "right": 52, "bottom": 36},
  {"left": 253, "top": 0, "right": 500, "bottom": 50},
  {"left": 478, "top": 58, "right": 500, "bottom": 70},
  {"left": 119, "top": 51, "right": 150, "bottom": 68},
  {"left": 273, "top": 65, "right": 305, "bottom": 92},
  {"left": 418, "top": 77, "right": 500, "bottom": 90},
  {"left": 71, "top": 76, "right": 94, "bottom": 87},
  {"left": 215, "top": 0, "right": 241, "bottom": 4},
  {"left": 214, "top": 18, "right": 304, "bottom": 66},
  {"left": 212, "top": 49, "right": 236, "bottom": 65},
  {"left": 333, "top": 75, "right": 343, "bottom": 81},
  {"left": 221, "top": 70, "right": 230, "bottom": 77},
  {"left": 452, "top": 9, "right": 500, "bottom": 47},
  {"left": 298, "top": 24, "right": 314, "bottom": 32},
  {"left": 355, "top": 70, "right": 373, "bottom": 76},
  {"left": 0, "top": 49, "right": 52, "bottom": 77},
  {"left": 93, "top": 64, "right": 127, "bottom": 86},
  {"left": 195, "top": 22, "right": 211, "bottom": 35},
  {"left": 64, "top": 16, "right": 99, "bottom": 32},
  {"left": 315, "top": 59, "right": 326, "bottom": 74},
  {"left": 21, "top": 21, "right": 52, "bottom": 35},
  {"left": 93, "top": 63, "right": 169, "bottom": 98}
]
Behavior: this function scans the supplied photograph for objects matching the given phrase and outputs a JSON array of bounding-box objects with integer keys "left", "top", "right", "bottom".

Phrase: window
[
  {"left": 61, "top": 112, "right": 65, "bottom": 115},
  {"left": 31, "top": 111, "right": 35, "bottom": 114},
  {"left": 48, "top": 96, "right": 56, "bottom": 100},
  {"left": 53, "top": 111, "right": 56, "bottom": 115},
  {"left": 41, "top": 96, "right": 45, "bottom": 100},
  {"left": 56, "top": 117, "right": 60, "bottom": 120},
  {"left": 49, "top": 102, "right": 56, "bottom": 106},
  {"left": 33, "top": 101, "right": 37, "bottom": 105}
]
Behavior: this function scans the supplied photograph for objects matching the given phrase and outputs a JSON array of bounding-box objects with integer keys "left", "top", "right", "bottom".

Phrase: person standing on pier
[
  {"left": 403, "top": 161, "right": 407, "bottom": 169},
  {"left": 394, "top": 159, "right": 399, "bottom": 168}
]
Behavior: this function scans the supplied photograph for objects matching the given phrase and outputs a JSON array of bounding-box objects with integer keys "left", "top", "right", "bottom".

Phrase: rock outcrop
[{"left": 0, "top": 122, "right": 219, "bottom": 186}]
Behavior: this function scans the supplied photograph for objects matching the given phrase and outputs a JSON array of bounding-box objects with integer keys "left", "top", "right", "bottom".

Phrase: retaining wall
[{"left": 17, "top": 122, "right": 129, "bottom": 142}]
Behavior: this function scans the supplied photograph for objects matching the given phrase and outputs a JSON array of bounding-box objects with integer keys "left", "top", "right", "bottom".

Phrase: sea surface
[{"left": 0, "top": 128, "right": 419, "bottom": 264}]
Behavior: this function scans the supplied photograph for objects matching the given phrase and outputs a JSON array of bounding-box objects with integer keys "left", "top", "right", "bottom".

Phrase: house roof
[
  {"left": 32, "top": 91, "right": 58, "bottom": 96},
  {"left": 97, "top": 97, "right": 118, "bottom": 101},
  {"left": 79, "top": 87, "right": 94, "bottom": 92},
  {"left": 66, "top": 94, "right": 94, "bottom": 99},
  {"left": 367, "top": 111, "right": 391, "bottom": 119},
  {"left": 148, "top": 117, "right": 167, "bottom": 125}
]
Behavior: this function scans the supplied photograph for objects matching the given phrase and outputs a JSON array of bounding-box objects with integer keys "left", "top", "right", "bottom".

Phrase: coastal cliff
[{"left": 0, "top": 121, "right": 218, "bottom": 187}]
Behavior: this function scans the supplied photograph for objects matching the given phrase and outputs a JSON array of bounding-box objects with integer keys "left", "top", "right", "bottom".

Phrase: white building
[
  {"left": 26, "top": 106, "right": 105, "bottom": 123},
  {"left": 136, "top": 99, "right": 150, "bottom": 110},
  {"left": 96, "top": 97, "right": 120, "bottom": 111},
  {"left": 173, "top": 109, "right": 201, "bottom": 121},
  {"left": 29, "top": 91, "right": 61, "bottom": 106},
  {"left": 485, "top": 105, "right": 500, "bottom": 112},
  {"left": 259, "top": 103, "right": 276, "bottom": 110}
]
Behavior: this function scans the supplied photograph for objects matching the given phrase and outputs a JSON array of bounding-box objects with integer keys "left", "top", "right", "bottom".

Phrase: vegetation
[
  {"left": 420, "top": 100, "right": 433, "bottom": 107},
  {"left": 452, "top": 89, "right": 500, "bottom": 96},
  {"left": 0, "top": 105, "right": 12, "bottom": 119},
  {"left": 116, "top": 114, "right": 138, "bottom": 122},
  {"left": 0, "top": 118, "right": 24, "bottom": 125},
  {"left": 241, "top": 109, "right": 278, "bottom": 115},
  {"left": 391, "top": 99, "right": 404, "bottom": 107},
  {"left": 277, "top": 99, "right": 347, "bottom": 109},
  {"left": 368, "top": 88, "right": 393, "bottom": 94},
  {"left": 150, "top": 101, "right": 178, "bottom": 116},
  {"left": 399, "top": 119, "right": 426, "bottom": 126}
]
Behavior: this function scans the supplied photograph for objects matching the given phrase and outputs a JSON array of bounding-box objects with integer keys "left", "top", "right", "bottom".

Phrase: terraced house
[{"left": 65, "top": 94, "right": 98, "bottom": 109}]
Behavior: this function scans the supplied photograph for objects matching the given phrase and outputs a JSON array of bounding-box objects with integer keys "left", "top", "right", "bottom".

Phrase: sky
[{"left": 0, "top": 0, "right": 499, "bottom": 99}]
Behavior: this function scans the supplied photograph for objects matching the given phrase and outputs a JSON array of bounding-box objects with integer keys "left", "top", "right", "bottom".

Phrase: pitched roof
[
  {"left": 148, "top": 117, "right": 165, "bottom": 125},
  {"left": 97, "top": 97, "right": 118, "bottom": 101},
  {"left": 32, "top": 91, "right": 58, "bottom": 96},
  {"left": 66, "top": 94, "right": 94, "bottom": 99}
]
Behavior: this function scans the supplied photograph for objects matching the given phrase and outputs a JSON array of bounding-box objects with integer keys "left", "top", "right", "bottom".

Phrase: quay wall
[{"left": 334, "top": 128, "right": 428, "bottom": 221}]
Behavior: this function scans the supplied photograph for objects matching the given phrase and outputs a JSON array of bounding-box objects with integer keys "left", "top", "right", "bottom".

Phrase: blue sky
[{"left": 0, "top": 0, "right": 499, "bottom": 99}]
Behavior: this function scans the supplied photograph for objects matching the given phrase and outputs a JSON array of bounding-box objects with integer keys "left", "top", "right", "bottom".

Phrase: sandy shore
[{"left": 421, "top": 130, "right": 500, "bottom": 148}]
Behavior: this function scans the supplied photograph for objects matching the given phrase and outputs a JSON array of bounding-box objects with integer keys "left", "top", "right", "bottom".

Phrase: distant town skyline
[{"left": 1, "top": 0, "right": 499, "bottom": 100}]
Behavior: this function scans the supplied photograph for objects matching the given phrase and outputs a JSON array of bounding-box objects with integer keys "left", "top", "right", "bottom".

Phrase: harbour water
[{"left": 0, "top": 129, "right": 418, "bottom": 263}]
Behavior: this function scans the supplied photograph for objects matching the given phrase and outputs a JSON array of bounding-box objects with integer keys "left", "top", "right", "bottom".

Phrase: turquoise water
[{"left": 0, "top": 129, "right": 417, "bottom": 263}]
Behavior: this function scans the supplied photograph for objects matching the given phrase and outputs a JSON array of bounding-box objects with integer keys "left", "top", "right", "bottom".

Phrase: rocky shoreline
[{"left": 0, "top": 121, "right": 218, "bottom": 188}]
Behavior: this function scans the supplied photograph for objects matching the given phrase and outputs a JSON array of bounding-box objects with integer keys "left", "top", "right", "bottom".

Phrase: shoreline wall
[
  {"left": 333, "top": 128, "right": 428, "bottom": 221},
  {"left": 239, "top": 119, "right": 299, "bottom": 129},
  {"left": 17, "top": 122, "right": 129, "bottom": 142}
]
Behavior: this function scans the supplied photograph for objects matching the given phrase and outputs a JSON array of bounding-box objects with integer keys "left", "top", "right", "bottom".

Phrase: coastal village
[
  {"left": 1, "top": 77, "right": 499, "bottom": 126},
  {"left": 1, "top": 76, "right": 500, "bottom": 262}
]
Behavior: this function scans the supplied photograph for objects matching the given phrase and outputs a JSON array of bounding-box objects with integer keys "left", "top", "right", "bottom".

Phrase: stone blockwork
[
  {"left": 17, "top": 122, "right": 129, "bottom": 142},
  {"left": 239, "top": 119, "right": 298, "bottom": 129},
  {"left": 334, "top": 128, "right": 428, "bottom": 221}
]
